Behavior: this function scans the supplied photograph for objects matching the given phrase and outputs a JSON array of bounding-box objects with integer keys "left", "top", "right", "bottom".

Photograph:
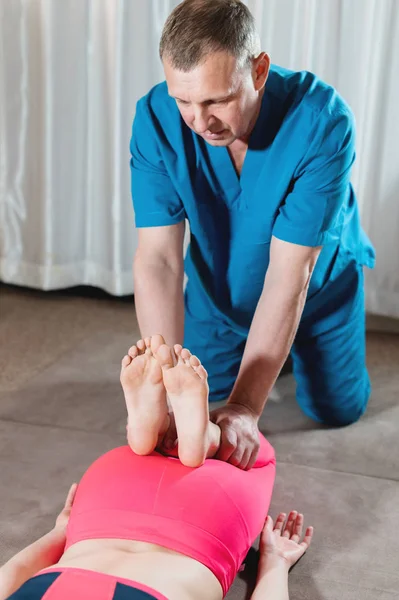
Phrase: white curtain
[{"left": 0, "top": 0, "right": 398, "bottom": 315}]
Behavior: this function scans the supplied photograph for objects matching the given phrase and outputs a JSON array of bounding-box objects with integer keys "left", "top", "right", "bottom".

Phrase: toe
[
  {"left": 194, "top": 365, "right": 208, "bottom": 380},
  {"left": 189, "top": 355, "right": 201, "bottom": 368},
  {"left": 151, "top": 334, "right": 166, "bottom": 354},
  {"left": 157, "top": 344, "right": 175, "bottom": 371},
  {"left": 174, "top": 344, "right": 183, "bottom": 356},
  {"left": 137, "top": 339, "right": 145, "bottom": 354},
  {"left": 128, "top": 346, "right": 138, "bottom": 359},
  {"left": 121, "top": 355, "right": 132, "bottom": 368},
  {"left": 173, "top": 345, "right": 183, "bottom": 366},
  {"left": 181, "top": 348, "right": 191, "bottom": 361}
]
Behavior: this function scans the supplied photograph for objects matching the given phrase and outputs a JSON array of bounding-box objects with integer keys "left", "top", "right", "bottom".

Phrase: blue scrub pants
[{"left": 183, "top": 262, "right": 371, "bottom": 427}]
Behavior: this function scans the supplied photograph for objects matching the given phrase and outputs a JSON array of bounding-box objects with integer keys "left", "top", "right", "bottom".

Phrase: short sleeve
[
  {"left": 130, "top": 98, "right": 186, "bottom": 228},
  {"left": 272, "top": 103, "right": 356, "bottom": 247}
]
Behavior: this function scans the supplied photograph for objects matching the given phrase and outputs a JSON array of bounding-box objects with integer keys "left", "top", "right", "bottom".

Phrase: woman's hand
[
  {"left": 54, "top": 483, "right": 78, "bottom": 534},
  {"left": 259, "top": 510, "right": 314, "bottom": 570}
]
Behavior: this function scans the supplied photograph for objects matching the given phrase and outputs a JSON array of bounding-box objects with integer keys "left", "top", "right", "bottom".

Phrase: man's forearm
[
  {"left": 229, "top": 280, "right": 308, "bottom": 417},
  {"left": 250, "top": 559, "right": 290, "bottom": 600},
  {"left": 133, "top": 257, "right": 185, "bottom": 346},
  {"left": 0, "top": 528, "right": 65, "bottom": 599}
]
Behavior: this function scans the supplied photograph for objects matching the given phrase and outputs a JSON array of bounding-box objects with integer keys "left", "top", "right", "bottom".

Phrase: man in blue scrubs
[{"left": 130, "top": 0, "right": 375, "bottom": 469}]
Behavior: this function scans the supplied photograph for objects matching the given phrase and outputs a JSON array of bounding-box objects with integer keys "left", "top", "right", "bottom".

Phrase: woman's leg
[
  {"left": 120, "top": 334, "right": 170, "bottom": 456},
  {"left": 156, "top": 344, "right": 221, "bottom": 468}
]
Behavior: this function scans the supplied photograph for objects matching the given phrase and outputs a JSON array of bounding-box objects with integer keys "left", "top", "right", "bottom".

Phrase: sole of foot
[
  {"left": 120, "top": 334, "right": 169, "bottom": 455},
  {"left": 156, "top": 343, "right": 220, "bottom": 467}
]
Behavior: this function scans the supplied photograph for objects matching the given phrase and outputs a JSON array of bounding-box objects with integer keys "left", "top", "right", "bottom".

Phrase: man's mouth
[{"left": 204, "top": 129, "right": 227, "bottom": 139}]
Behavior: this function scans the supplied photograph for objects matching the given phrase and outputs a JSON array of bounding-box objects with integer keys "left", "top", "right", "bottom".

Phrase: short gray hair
[{"left": 159, "top": 0, "right": 260, "bottom": 71}]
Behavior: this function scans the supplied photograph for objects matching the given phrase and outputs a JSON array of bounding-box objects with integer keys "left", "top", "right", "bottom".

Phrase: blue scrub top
[{"left": 130, "top": 64, "right": 375, "bottom": 332}]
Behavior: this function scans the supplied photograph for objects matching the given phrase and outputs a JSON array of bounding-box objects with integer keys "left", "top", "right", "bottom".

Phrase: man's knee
[
  {"left": 299, "top": 378, "right": 371, "bottom": 427},
  {"left": 320, "top": 401, "right": 367, "bottom": 427}
]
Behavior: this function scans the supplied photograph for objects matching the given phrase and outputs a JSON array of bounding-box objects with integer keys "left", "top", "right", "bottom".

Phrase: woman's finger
[
  {"left": 282, "top": 511, "right": 297, "bottom": 537},
  {"left": 300, "top": 526, "right": 314, "bottom": 550},
  {"left": 65, "top": 483, "right": 78, "bottom": 509},
  {"left": 265, "top": 515, "right": 274, "bottom": 531},
  {"left": 290, "top": 513, "right": 304, "bottom": 543},
  {"left": 273, "top": 513, "right": 286, "bottom": 536}
]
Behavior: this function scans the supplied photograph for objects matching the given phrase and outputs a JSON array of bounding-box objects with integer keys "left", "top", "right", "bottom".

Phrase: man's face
[{"left": 164, "top": 51, "right": 264, "bottom": 146}]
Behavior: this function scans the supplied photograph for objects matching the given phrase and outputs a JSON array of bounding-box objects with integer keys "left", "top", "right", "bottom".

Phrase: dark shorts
[{"left": 7, "top": 570, "right": 162, "bottom": 600}]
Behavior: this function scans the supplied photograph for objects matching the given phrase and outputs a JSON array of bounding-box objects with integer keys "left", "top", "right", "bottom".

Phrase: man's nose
[{"left": 193, "top": 106, "right": 209, "bottom": 133}]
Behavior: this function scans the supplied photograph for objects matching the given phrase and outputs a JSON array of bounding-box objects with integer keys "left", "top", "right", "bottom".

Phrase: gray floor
[{"left": 0, "top": 284, "right": 398, "bottom": 599}]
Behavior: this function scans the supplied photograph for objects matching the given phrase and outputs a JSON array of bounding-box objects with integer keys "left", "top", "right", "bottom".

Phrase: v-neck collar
[
  {"left": 204, "top": 136, "right": 240, "bottom": 204},
  {"left": 240, "top": 89, "right": 271, "bottom": 187}
]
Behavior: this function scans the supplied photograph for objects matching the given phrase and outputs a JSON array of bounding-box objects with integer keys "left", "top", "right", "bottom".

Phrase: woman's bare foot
[
  {"left": 156, "top": 344, "right": 221, "bottom": 467},
  {"left": 120, "top": 334, "right": 170, "bottom": 455}
]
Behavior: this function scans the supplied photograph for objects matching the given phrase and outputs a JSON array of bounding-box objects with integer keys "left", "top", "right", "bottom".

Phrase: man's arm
[
  {"left": 212, "top": 236, "right": 321, "bottom": 469},
  {"left": 0, "top": 528, "right": 66, "bottom": 600},
  {"left": 211, "top": 106, "right": 354, "bottom": 469},
  {"left": 229, "top": 236, "right": 322, "bottom": 416},
  {"left": 133, "top": 222, "right": 186, "bottom": 346}
]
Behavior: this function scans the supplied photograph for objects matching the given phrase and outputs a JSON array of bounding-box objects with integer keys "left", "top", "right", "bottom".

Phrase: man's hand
[
  {"left": 156, "top": 412, "right": 179, "bottom": 458},
  {"left": 209, "top": 403, "right": 260, "bottom": 470}
]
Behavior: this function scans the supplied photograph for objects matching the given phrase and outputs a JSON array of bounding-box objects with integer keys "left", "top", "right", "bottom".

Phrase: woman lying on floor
[{"left": 0, "top": 335, "right": 313, "bottom": 600}]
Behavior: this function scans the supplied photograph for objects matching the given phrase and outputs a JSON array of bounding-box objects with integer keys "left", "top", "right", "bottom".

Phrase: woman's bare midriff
[{"left": 51, "top": 538, "right": 224, "bottom": 600}]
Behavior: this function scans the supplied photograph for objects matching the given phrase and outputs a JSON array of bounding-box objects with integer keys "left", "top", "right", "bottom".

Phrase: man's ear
[{"left": 253, "top": 52, "right": 270, "bottom": 91}]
